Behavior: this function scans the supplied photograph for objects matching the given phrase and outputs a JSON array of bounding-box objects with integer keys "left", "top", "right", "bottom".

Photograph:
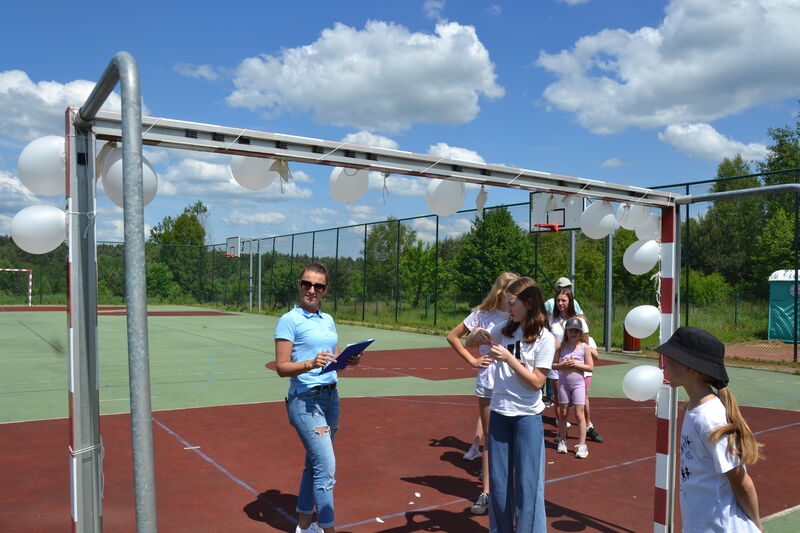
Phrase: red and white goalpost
[{"left": 0, "top": 268, "right": 33, "bottom": 307}]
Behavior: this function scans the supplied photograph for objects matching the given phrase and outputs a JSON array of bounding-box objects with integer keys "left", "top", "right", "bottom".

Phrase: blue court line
[{"left": 151, "top": 416, "right": 296, "bottom": 525}]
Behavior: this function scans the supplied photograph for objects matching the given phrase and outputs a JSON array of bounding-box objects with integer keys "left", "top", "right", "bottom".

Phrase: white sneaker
[
  {"left": 566, "top": 421, "right": 572, "bottom": 429},
  {"left": 296, "top": 523, "right": 322, "bottom": 533},
  {"left": 575, "top": 444, "right": 589, "bottom": 459},
  {"left": 463, "top": 443, "right": 481, "bottom": 461},
  {"left": 557, "top": 440, "right": 568, "bottom": 453}
]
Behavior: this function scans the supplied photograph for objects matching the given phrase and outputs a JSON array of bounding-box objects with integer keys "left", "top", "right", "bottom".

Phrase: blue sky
[{"left": 1, "top": 0, "right": 798, "bottom": 245}]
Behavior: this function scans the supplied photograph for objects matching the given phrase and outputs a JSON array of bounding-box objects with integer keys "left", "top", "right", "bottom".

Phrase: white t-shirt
[
  {"left": 488, "top": 323, "right": 555, "bottom": 417},
  {"left": 585, "top": 337, "right": 597, "bottom": 378},
  {"left": 679, "top": 397, "right": 759, "bottom": 533},
  {"left": 462, "top": 309, "right": 509, "bottom": 390}
]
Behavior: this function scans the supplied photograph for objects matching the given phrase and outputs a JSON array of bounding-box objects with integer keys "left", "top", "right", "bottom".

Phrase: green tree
[
  {"left": 757, "top": 108, "right": 800, "bottom": 217},
  {"left": 452, "top": 207, "right": 535, "bottom": 303},
  {"left": 363, "top": 219, "right": 417, "bottom": 299},
  {"left": 751, "top": 208, "right": 796, "bottom": 286},
  {"left": 149, "top": 201, "right": 208, "bottom": 245},
  {"left": 689, "top": 155, "right": 764, "bottom": 294},
  {"left": 399, "top": 240, "right": 436, "bottom": 306}
]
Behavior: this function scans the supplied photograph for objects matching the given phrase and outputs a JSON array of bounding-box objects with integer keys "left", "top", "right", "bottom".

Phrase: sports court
[{"left": 1, "top": 305, "right": 798, "bottom": 532}]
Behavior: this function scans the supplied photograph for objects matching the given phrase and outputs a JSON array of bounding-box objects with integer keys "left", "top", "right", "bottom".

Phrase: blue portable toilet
[{"left": 768, "top": 270, "right": 800, "bottom": 341}]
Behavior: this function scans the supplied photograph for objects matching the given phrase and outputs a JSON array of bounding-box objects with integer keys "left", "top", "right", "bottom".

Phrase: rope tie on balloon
[
  {"left": 382, "top": 172, "right": 391, "bottom": 203},
  {"left": 66, "top": 210, "right": 97, "bottom": 239},
  {"left": 652, "top": 270, "right": 662, "bottom": 308},
  {"left": 629, "top": 190, "right": 649, "bottom": 207},
  {"left": 68, "top": 438, "right": 105, "bottom": 497}
]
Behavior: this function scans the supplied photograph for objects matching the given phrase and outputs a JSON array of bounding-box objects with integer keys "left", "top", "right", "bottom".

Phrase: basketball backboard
[
  {"left": 530, "top": 192, "right": 585, "bottom": 232},
  {"left": 226, "top": 236, "right": 241, "bottom": 257}
]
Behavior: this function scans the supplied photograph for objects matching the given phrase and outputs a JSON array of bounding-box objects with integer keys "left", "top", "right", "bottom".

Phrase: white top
[
  {"left": 488, "top": 323, "right": 555, "bottom": 417},
  {"left": 585, "top": 337, "right": 597, "bottom": 377},
  {"left": 463, "top": 309, "right": 508, "bottom": 390},
  {"left": 679, "top": 397, "right": 759, "bottom": 533}
]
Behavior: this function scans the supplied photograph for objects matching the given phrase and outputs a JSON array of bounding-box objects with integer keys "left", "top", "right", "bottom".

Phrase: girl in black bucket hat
[{"left": 656, "top": 327, "right": 763, "bottom": 532}]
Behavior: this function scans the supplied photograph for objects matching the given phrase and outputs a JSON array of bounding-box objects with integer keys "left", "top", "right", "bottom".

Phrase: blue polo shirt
[{"left": 275, "top": 305, "right": 338, "bottom": 394}]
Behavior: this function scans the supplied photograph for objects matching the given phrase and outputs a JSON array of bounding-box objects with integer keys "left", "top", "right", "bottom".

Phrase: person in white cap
[{"left": 544, "top": 277, "right": 584, "bottom": 316}]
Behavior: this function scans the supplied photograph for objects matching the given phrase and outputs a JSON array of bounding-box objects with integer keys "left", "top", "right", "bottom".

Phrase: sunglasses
[{"left": 299, "top": 279, "right": 327, "bottom": 292}]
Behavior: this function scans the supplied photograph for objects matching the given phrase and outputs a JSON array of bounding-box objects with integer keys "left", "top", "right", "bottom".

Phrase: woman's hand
[
  {"left": 489, "top": 343, "right": 513, "bottom": 363},
  {"left": 467, "top": 327, "right": 493, "bottom": 346},
  {"left": 346, "top": 351, "right": 363, "bottom": 366},
  {"left": 472, "top": 354, "right": 492, "bottom": 368},
  {"left": 306, "top": 350, "right": 337, "bottom": 371}
]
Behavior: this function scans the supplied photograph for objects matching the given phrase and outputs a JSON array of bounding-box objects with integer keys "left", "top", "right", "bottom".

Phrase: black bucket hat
[{"left": 655, "top": 327, "right": 729, "bottom": 389}]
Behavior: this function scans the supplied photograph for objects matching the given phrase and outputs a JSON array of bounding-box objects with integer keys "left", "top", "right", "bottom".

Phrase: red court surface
[
  {"left": 1, "top": 396, "right": 798, "bottom": 532},
  {"left": 265, "top": 347, "right": 625, "bottom": 380}
]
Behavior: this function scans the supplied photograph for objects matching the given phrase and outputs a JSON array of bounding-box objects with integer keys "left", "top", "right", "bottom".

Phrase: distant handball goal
[{"left": 768, "top": 269, "right": 800, "bottom": 341}]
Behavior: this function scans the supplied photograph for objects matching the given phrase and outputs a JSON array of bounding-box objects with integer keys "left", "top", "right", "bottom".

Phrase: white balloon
[
  {"left": 329, "top": 166, "right": 369, "bottom": 203},
  {"left": 623, "top": 239, "right": 660, "bottom": 275},
  {"left": 622, "top": 365, "right": 664, "bottom": 402},
  {"left": 11, "top": 205, "right": 66, "bottom": 254},
  {"left": 580, "top": 200, "right": 618, "bottom": 239},
  {"left": 624, "top": 305, "right": 661, "bottom": 339},
  {"left": 101, "top": 147, "right": 159, "bottom": 207},
  {"left": 17, "top": 136, "right": 66, "bottom": 196},
  {"left": 229, "top": 155, "right": 278, "bottom": 191},
  {"left": 635, "top": 212, "right": 661, "bottom": 240},
  {"left": 615, "top": 203, "right": 650, "bottom": 230},
  {"left": 426, "top": 179, "right": 465, "bottom": 217}
]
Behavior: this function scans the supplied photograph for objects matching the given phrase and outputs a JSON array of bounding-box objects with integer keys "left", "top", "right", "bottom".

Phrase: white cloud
[
  {"left": 290, "top": 169, "right": 314, "bottom": 183},
  {"left": 96, "top": 218, "right": 151, "bottom": 242},
  {"left": 0, "top": 70, "right": 148, "bottom": 142},
  {"left": 487, "top": 4, "right": 502, "bottom": 16},
  {"left": 0, "top": 171, "right": 43, "bottom": 213},
  {"left": 368, "top": 171, "right": 428, "bottom": 197},
  {"left": 427, "top": 142, "right": 485, "bottom": 163},
  {"left": 537, "top": 0, "right": 800, "bottom": 133},
  {"left": 223, "top": 212, "right": 287, "bottom": 225},
  {"left": 227, "top": 21, "right": 503, "bottom": 132},
  {"left": 172, "top": 63, "right": 220, "bottom": 81},
  {"left": 342, "top": 131, "right": 399, "bottom": 150},
  {"left": 423, "top": 0, "right": 446, "bottom": 20},
  {"left": 558, "top": 0, "right": 591, "bottom": 5},
  {"left": 658, "top": 123, "right": 768, "bottom": 161},
  {"left": 344, "top": 204, "right": 377, "bottom": 224},
  {"left": 599, "top": 157, "right": 631, "bottom": 168},
  {"left": 304, "top": 207, "right": 340, "bottom": 226},
  {"left": 160, "top": 157, "right": 312, "bottom": 200},
  {"left": 0, "top": 214, "right": 10, "bottom": 234}
]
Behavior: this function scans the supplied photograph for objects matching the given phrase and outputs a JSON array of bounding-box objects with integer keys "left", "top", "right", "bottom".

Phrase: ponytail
[{"left": 708, "top": 387, "right": 764, "bottom": 465}]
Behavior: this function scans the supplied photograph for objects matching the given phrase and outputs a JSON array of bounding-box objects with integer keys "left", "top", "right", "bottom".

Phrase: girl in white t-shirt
[
  {"left": 446, "top": 272, "right": 517, "bottom": 515},
  {"left": 468, "top": 276, "right": 554, "bottom": 533},
  {"left": 656, "top": 327, "right": 763, "bottom": 532}
]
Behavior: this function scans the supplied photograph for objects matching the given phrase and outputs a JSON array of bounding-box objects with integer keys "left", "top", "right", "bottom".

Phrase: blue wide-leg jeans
[
  {"left": 488, "top": 411, "right": 546, "bottom": 533},
  {"left": 286, "top": 387, "right": 340, "bottom": 529}
]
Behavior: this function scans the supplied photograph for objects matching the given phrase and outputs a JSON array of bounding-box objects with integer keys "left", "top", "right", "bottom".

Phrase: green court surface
[{"left": 1, "top": 305, "right": 799, "bottom": 530}]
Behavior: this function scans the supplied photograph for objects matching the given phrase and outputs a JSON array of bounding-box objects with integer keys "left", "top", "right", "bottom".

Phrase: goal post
[{"left": 0, "top": 268, "right": 33, "bottom": 306}]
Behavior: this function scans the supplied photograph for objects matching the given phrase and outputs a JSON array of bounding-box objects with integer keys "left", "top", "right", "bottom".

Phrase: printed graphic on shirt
[
  {"left": 505, "top": 340, "right": 522, "bottom": 361},
  {"left": 680, "top": 434, "right": 694, "bottom": 490}
]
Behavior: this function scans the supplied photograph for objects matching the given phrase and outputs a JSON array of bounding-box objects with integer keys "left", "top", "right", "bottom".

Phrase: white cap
[{"left": 555, "top": 277, "right": 572, "bottom": 288}]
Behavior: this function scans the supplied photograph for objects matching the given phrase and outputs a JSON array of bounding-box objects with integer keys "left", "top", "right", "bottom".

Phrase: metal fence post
[
  {"left": 362, "top": 225, "right": 367, "bottom": 322},
  {"left": 395, "top": 219, "right": 401, "bottom": 323}
]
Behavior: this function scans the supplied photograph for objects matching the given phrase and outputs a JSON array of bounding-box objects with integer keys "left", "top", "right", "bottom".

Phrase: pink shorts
[
  {"left": 557, "top": 372, "right": 586, "bottom": 406},
  {"left": 585, "top": 375, "right": 592, "bottom": 394}
]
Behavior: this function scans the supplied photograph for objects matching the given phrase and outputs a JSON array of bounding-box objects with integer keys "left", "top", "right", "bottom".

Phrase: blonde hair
[
  {"left": 501, "top": 277, "right": 549, "bottom": 343},
  {"left": 708, "top": 387, "right": 764, "bottom": 465},
  {"left": 475, "top": 272, "right": 518, "bottom": 311}
]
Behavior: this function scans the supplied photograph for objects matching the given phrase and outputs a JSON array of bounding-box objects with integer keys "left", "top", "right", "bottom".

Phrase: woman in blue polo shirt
[{"left": 274, "top": 262, "right": 360, "bottom": 533}]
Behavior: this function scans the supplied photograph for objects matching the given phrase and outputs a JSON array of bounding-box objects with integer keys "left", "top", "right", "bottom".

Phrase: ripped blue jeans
[{"left": 286, "top": 387, "right": 340, "bottom": 528}]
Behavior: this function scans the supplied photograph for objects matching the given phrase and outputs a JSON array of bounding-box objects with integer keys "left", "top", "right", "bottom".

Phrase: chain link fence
[{"left": 2, "top": 172, "right": 798, "bottom": 364}]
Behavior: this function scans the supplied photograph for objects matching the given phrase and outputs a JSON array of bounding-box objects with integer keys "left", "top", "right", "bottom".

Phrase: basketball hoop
[
  {"left": 220, "top": 252, "right": 236, "bottom": 258},
  {"left": 534, "top": 223, "right": 561, "bottom": 232}
]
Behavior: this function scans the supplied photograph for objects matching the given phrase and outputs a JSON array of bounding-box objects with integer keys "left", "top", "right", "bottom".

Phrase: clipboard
[{"left": 320, "top": 339, "right": 375, "bottom": 374}]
